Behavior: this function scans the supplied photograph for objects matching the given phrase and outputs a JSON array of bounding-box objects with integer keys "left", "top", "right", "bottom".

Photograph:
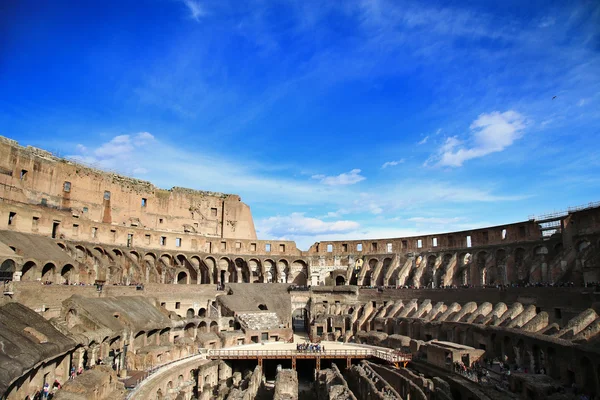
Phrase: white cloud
[
  {"left": 256, "top": 213, "right": 360, "bottom": 238},
  {"left": 311, "top": 169, "right": 366, "bottom": 185},
  {"left": 578, "top": 99, "right": 587, "bottom": 107},
  {"left": 381, "top": 159, "right": 405, "bottom": 168},
  {"left": 417, "top": 136, "right": 429, "bottom": 145},
  {"left": 436, "top": 111, "right": 526, "bottom": 167},
  {"left": 181, "top": 0, "right": 206, "bottom": 21},
  {"left": 408, "top": 216, "right": 463, "bottom": 224}
]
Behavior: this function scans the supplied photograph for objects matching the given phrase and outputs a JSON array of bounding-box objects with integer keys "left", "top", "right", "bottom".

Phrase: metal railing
[{"left": 207, "top": 348, "right": 412, "bottom": 362}]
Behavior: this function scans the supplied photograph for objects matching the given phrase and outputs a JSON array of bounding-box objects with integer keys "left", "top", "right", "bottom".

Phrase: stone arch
[
  {"left": 514, "top": 247, "right": 527, "bottom": 282},
  {"left": 41, "top": 262, "right": 56, "bottom": 282},
  {"left": 184, "top": 323, "right": 195, "bottom": 338},
  {"left": 420, "top": 255, "right": 437, "bottom": 288},
  {"left": 210, "top": 321, "right": 219, "bottom": 333},
  {"left": 436, "top": 254, "right": 453, "bottom": 288},
  {"left": 335, "top": 275, "right": 346, "bottom": 286},
  {"left": 204, "top": 257, "right": 217, "bottom": 283},
  {"left": 223, "top": 257, "right": 238, "bottom": 283},
  {"left": 186, "top": 308, "right": 195, "bottom": 319},
  {"left": 74, "top": 245, "right": 87, "bottom": 261},
  {"left": 277, "top": 259, "right": 289, "bottom": 283},
  {"left": 20, "top": 260, "right": 38, "bottom": 281},
  {"left": 198, "top": 321, "right": 208, "bottom": 334},
  {"left": 133, "top": 330, "right": 146, "bottom": 348},
  {"left": 61, "top": 264, "right": 75, "bottom": 283},
  {"left": 129, "top": 251, "right": 141, "bottom": 263},
  {"left": 290, "top": 260, "right": 308, "bottom": 286},
  {"left": 263, "top": 259, "right": 276, "bottom": 283},
  {"left": 248, "top": 259, "right": 262, "bottom": 283},
  {"left": 198, "top": 308, "right": 206, "bottom": 318},
  {"left": 160, "top": 253, "right": 173, "bottom": 267},
  {"left": 235, "top": 258, "right": 250, "bottom": 283},
  {"left": 191, "top": 256, "right": 209, "bottom": 284},
  {"left": 0, "top": 259, "right": 15, "bottom": 281},
  {"left": 471, "top": 251, "right": 487, "bottom": 286},
  {"left": 177, "top": 271, "right": 188, "bottom": 284},
  {"left": 378, "top": 257, "right": 392, "bottom": 286},
  {"left": 486, "top": 248, "right": 506, "bottom": 285}
]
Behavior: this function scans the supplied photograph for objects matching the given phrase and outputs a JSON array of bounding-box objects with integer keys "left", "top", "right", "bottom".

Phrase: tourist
[{"left": 42, "top": 383, "right": 49, "bottom": 399}]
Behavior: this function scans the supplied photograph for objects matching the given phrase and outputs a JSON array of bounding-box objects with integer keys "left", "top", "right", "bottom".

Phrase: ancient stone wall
[
  {"left": 273, "top": 369, "right": 298, "bottom": 400},
  {"left": 0, "top": 136, "right": 257, "bottom": 246}
]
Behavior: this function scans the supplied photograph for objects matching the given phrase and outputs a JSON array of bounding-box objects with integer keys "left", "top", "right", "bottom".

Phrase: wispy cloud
[
  {"left": 417, "top": 136, "right": 429, "bottom": 145},
  {"left": 312, "top": 169, "right": 366, "bottom": 185},
  {"left": 181, "top": 0, "right": 206, "bottom": 21},
  {"left": 433, "top": 111, "right": 526, "bottom": 167},
  {"left": 381, "top": 159, "right": 405, "bottom": 168},
  {"left": 256, "top": 213, "right": 360, "bottom": 238}
]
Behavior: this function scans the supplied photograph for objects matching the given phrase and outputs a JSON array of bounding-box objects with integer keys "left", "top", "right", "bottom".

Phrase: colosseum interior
[{"left": 1, "top": 134, "right": 600, "bottom": 400}]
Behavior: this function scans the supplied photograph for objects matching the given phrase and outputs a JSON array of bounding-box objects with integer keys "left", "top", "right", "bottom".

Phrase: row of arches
[
  {"left": 334, "top": 240, "right": 597, "bottom": 288},
  {"left": 1, "top": 258, "right": 76, "bottom": 283}
]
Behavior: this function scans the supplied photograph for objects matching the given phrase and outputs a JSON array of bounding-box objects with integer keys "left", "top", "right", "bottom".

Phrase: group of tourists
[
  {"left": 296, "top": 342, "right": 325, "bottom": 352},
  {"left": 28, "top": 379, "right": 61, "bottom": 399},
  {"left": 453, "top": 360, "right": 490, "bottom": 383}
]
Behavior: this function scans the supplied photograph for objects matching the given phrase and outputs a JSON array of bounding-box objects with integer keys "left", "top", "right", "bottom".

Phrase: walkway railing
[{"left": 207, "top": 348, "right": 411, "bottom": 363}]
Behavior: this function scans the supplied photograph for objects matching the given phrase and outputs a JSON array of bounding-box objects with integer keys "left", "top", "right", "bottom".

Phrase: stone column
[{"left": 72, "top": 347, "right": 86, "bottom": 371}]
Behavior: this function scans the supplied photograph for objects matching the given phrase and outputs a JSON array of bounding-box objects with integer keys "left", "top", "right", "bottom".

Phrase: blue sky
[{"left": 1, "top": 0, "right": 599, "bottom": 249}]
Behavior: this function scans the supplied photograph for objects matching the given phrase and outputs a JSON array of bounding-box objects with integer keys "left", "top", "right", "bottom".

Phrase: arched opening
[
  {"left": 186, "top": 308, "right": 195, "bottom": 319},
  {"left": 248, "top": 259, "right": 261, "bottom": 283},
  {"left": 263, "top": 260, "right": 276, "bottom": 283},
  {"left": 198, "top": 321, "right": 208, "bottom": 334},
  {"left": 421, "top": 255, "right": 436, "bottom": 288},
  {"left": 378, "top": 257, "right": 392, "bottom": 286},
  {"left": 0, "top": 259, "right": 15, "bottom": 281},
  {"left": 61, "top": 264, "right": 75, "bottom": 284},
  {"left": 210, "top": 321, "right": 219, "bottom": 333},
  {"left": 184, "top": 323, "right": 195, "bottom": 338},
  {"left": 335, "top": 275, "right": 346, "bottom": 286},
  {"left": 204, "top": 257, "right": 217, "bottom": 283},
  {"left": 277, "top": 260, "right": 289, "bottom": 283},
  {"left": 258, "top": 304, "right": 268, "bottom": 311},
  {"left": 198, "top": 308, "right": 206, "bottom": 318},
  {"left": 41, "top": 263, "right": 55, "bottom": 282},
  {"left": 21, "top": 260, "right": 38, "bottom": 281},
  {"left": 177, "top": 271, "right": 188, "bottom": 284},
  {"left": 236, "top": 258, "right": 250, "bottom": 283}
]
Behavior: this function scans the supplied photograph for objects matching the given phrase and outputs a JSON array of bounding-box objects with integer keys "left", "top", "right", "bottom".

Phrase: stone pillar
[
  {"left": 72, "top": 348, "right": 86, "bottom": 371},
  {"left": 87, "top": 346, "right": 98, "bottom": 368},
  {"left": 223, "top": 271, "right": 230, "bottom": 284}
]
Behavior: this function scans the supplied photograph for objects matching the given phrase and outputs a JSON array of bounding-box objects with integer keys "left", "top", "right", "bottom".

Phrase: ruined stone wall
[
  {"left": 273, "top": 369, "right": 298, "bottom": 400},
  {"left": 0, "top": 136, "right": 257, "bottom": 246},
  {"left": 315, "top": 364, "right": 357, "bottom": 400},
  {"left": 225, "top": 365, "right": 262, "bottom": 400},
  {"left": 308, "top": 220, "right": 542, "bottom": 255},
  {"left": 345, "top": 361, "right": 402, "bottom": 399}
]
